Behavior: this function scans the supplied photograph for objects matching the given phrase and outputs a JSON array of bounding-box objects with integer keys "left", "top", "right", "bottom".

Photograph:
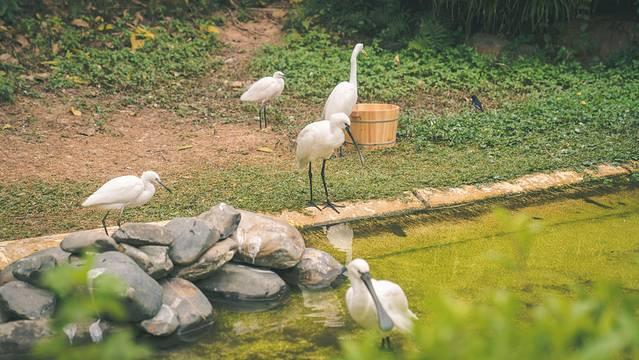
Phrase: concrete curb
[{"left": 1, "top": 162, "right": 636, "bottom": 269}]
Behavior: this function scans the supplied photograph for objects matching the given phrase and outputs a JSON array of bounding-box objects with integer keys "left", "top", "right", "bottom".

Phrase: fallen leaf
[
  {"left": 69, "top": 107, "right": 82, "bottom": 116},
  {"left": 0, "top": 25, "right": 8, "bottom": 32},
  {"left": 97, "top": 24, "right": 113, "bottom": 31},
  {"left": 231, "top": 81, "right": 243, "bottom": 88},
  {"left": 205, "top": 25, "right": 220, "bottom": 34},
  {"left": 177, "top": 145, "right": 193, "bottom": 151},
  {"left": 2, "top": 124, "right": 13, "bottom": 130},
  {"left": 134, "top": 26, "right": 155, "bottom": 39},
  {"left": 580, "top": 100, "right": 587, "bottom": 105},
  {"left": 394, "top": 54, "right": 400, "bottom": 66},
  {"left": 71, "top": 18, "right": 90, "bottom": 28},
  {"left": 0, "top": 53, "right": 18, "bottom": 65},
  {"left": 257, "top": 147, "right": 273, "bottom": 153},
  {"left": 51, "top": 42, "right": 60, "bottom": 55},
  {"left": 15, "top": 34, "right": 30, "bottom": 48},
  {"left": 66, "top": 75, "right": 88, "bottom": 85},
  {"left": 129, "top": 33, "right": 144, "bottom": 52},
  {"left": 271, "top": 9, "right": 287, "bottom": 19}
]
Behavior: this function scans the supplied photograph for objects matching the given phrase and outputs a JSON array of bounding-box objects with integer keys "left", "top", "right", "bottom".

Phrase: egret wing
[
  {"left": 241, "top": 77, "right": 281, "bottom": 102},
  {"left": 323, "top": 82, "right": 357, "bottom": 119},
  {"left": 295, "top": 121, "right": 325, "bottom": 169},
  {"left": 82, "top": 176, "right": 144, "bottom": 207}
]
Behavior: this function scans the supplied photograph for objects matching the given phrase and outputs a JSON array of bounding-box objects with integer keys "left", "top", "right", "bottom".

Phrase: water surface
[{"left": 165, "top": 186, "right": 639, "bottom": 359}]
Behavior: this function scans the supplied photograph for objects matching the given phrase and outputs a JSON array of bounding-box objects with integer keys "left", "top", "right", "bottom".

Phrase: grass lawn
[{"left": 1, "top": 17, "right": 638, "bottom": 241}]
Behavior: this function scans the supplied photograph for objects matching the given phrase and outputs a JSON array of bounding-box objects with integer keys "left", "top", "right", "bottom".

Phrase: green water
[{"left": 164, "top": 186, "right": 639, "bottom": 360}]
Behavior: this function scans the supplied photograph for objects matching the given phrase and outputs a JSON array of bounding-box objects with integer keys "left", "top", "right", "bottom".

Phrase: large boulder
[
  {"left": 60, "top": 230, "right": 120, "bottom": 254},
  {"left": 0, "top": 281, "right": 56, "bottom": 320},
  {"left": 0, "top": 307, "right": 8, "bottom": 324},
  {"left": 198, "top": 203, "right": 241, "bottom": 239},
  {"left": 277, "top": 248, "right": 344, "bottom": 290},
  {"left": 119, "top": 244, "right": 152, "bottom": 271},
  {"left": 165, "top": 218, "right": 219, "bottom": 265},
  {"left": 112, "top": 223, "right": 175, "bottom": 246},
  {"left": 0, "top": 319, "right": 51, "bottom": 356},
  {"left": 161, "top": 278, "right": 214, "bottom": 341},
  {"left": 91, "top": 252, "right": 163, "bottom": 321},
  {"left": 196, "top": 263, "right": 289, "bottom": 311},
  {"left": 139, "top": 246, "right": 174, "bottom": 280},
  {"left": 231, "top": 210, "right": 305, "bottom": 269},
  {"left": 0, "top": 247, "right": 70, "bottom": 286},
  {"left": 172, "top": 239, "right": 237, "bottom": 282}
]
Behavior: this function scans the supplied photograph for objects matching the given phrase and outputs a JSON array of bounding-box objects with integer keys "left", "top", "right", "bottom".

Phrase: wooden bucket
[{"left": 345, "top": 103, "right": 400, "bottom": 150}]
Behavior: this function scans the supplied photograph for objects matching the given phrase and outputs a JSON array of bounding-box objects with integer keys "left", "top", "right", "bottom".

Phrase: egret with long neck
[
  {"left": 323, "top": 43, "right": 365, "bottom": 120},
  {"left": 295, "top": 113, "right": 364, "bottom": 213}
]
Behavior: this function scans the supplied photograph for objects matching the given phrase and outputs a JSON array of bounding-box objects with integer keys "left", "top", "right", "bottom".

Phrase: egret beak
[
  {"left": 157, "top": 180, "right": 172, "bottom": 193},
  {"left": 360, "top": 272, "right": 394, "bottom": 332},
  {"left": 345, "top": 125, "right": 365, "bottom": 166}
]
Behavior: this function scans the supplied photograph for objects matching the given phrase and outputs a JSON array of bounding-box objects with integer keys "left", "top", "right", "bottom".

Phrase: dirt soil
[{"left": 0, "top": 7, "right": 301, "bottom": 183}]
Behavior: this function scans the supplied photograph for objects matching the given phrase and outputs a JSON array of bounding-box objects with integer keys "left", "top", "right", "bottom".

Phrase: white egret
[
  {"left": 295, "top": 113, "right": 364, "bottom": 213},
  {"left": 240, "top": 71, "right": 285, "bottom": 129},
  {"left": 323, "top": 43, "right": 365, "bottom": 119},
  {"left": 345, "top": 258, "right": 417, "bottom": 349},
  {"left": 82, "top": 171, "right": 171, "bottom": 235}
]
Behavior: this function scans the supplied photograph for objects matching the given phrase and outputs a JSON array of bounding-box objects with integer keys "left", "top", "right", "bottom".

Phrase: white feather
[{"left": 82, "top": 176, "right": 144, "bottom": 209}]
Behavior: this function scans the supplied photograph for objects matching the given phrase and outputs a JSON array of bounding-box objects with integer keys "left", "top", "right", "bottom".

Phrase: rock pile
[{"left": 0, "top": 203, "right": 344, "bottom": 356}]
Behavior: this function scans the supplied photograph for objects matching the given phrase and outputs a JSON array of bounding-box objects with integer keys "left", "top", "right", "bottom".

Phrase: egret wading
[
  {"left": 323, "top": 43, "right": 365, "bottom": 156},
  {"left": 240, "top": 71, "right": 285, "bottom": 129},
  {"left": 345, "top": 258, "right": 417, "bottom": 349},
  {"left": 295, "top": 113, "right": 364, "bottom": 213},
  {"left": 82, "top": 171, "right": 171, "bottom": 235}
]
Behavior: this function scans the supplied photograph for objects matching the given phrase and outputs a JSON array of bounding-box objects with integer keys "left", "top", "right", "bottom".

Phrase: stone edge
[{"left": 1, "top": 162, "right": 636, "bottom": 269}]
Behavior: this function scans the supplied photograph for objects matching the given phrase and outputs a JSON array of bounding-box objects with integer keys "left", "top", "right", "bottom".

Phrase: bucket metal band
[{"left": 351, "top": 119, "right": 398, "bottom": 124}]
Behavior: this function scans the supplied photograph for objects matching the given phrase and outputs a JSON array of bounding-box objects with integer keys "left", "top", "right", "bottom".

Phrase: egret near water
[
  {"left": 295, "top": 113, "right": 365, "bottom": 213},
  {"left": 345, "top": 258, "right": 417, "bottom": 349},
  {"left": 240, "top": 71, "right": 285, "bottom": 129},
  {"left": 323, "top": 43, "right": 365, "bottom": 119},
  {"left": 82, "top": 171, "right": 171, "bottom": 235}
]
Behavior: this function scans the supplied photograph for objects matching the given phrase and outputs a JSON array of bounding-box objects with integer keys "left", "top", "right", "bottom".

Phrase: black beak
[
  {"left": 345, "top": 125, "right": 365, "bottom": 166},
  {"left": 157, "top": 180, "right": 172, "bottom": 193},
  {"left": 360, "top": 272, "right": 394, "bottom": 331}
]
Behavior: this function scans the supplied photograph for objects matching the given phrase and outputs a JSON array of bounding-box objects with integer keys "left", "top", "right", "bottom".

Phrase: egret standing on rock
[
  {"left": 345, "top": 258, "right": 417, "bottom": 349},
  {"left": 295, "top": 112, "right": 364, "bottom": 213},
  {"left": 240, "top": 71, "right": 285, "bottom": 129},
  {"left": 323, "top": 43, "right": 365, "bottom": 119},
  {"left": 82, "top": 171, "right": 171, "bottom": 235}
]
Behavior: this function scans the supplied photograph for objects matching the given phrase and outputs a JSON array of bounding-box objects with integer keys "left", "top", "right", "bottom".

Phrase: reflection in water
[
  {"left": 301, "top": 289, "right": 345, "bottom": 328},
  {"left": 326, "top": 223, "right": 354, "bottom": 263}
]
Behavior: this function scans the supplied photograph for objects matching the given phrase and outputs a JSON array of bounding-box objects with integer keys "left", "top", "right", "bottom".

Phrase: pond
[{"left": 164, "top": 184, "right": 639, "bottom": 359}]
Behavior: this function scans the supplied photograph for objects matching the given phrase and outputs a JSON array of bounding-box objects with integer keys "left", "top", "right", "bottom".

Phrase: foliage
[
  {"left": 0, "top": 71, "right": 16, "bottom": 102},
  {"left": 290, "top": 0, "right": 639, "bottom": 44},
  {"left": 341, "top": 283, "right": 639, "bottom": 360},
  {"left": 33, "top": 254, "right": 151, "bottom": 360},
  {"left": 11, "top": 15, "right": 220, "bottom": 93}
]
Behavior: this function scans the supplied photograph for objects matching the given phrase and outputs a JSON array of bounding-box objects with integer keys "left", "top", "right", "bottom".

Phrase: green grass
[{"left": 1, "top": 14, "right": 221, "bottom": 103}]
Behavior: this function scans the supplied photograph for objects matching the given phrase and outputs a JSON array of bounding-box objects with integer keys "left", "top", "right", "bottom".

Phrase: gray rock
[
  {"left": 92, "top": 252, "right": 163, "bottom": 321},
  {"left": 161, "top": 278, "right": 214, "bottom": 339},
  {"left": 0, "top": 307, "right": 7, "bottom": 324},
  {"left": 0, "top": 247, "right": 70, "bottom": 286},
  {"left": 139, "top": 246, "right": 174, "bottom": 280},
  {"left": 61, "top": 230, "right": 120, "bottom": 254},
  {"left": 112, "top": 223, "right": 175, "bottom": 246},
  {"left": 165, "top": 218, "right": 219, "bottom": 265},
  {"left": 198, "top": 203, "right": 241, "bottom": 239},
  {"left": 231, "top": 210, "right": 305, "bottom": 269},
  {"left": 0, "top": 281, "right": 56, "bottom": 320},
  {"left": 196, "top": 263, "right": 289, "bottom": 311},
  {"left": 277, "top": 248, "right": 344, "bottom": 290},
  {"left": 0, "top": 319, "right": 51, "bottom": 356},
  {"left": 119, "top": 244, "right": 152, "bottom": 271},
  {"left": 172, "top": 239, "right": 237, "bottom": 281},
  {"left": 141, "top": 304, "right": 179, "bottom": 337}
]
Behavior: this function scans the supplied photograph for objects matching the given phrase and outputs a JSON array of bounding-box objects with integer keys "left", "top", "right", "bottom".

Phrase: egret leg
[
  {"left": 380, "top": 336, "right": 392, "bottom": 350},
  {"left": 307, "top": 162, "right": 321, "bottom": 211},
  {"left": 263, "top": 104, "right": 268, "bottom": 128},
  {"left": 101, "top": 211, "right": 111, "bottom": 236},
  {"left": 338, "top": 146, "right": 344, "bottom": 158},
  {"left": 116, "top": 207, "right": 125, "bottom": 228},
  {"left": 320, "top": 159, "right": 345, "bottom": 213},
  {"left": 258, "top": 106, "right": 263, "bottom": 129}
]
